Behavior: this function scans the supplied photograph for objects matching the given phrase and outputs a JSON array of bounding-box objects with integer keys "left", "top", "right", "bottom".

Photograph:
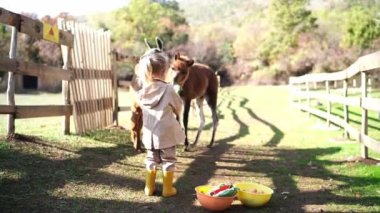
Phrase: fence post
[
  {"left": 61, "top": 47, "right": 72, "bottom": 135},
  {"left": 325, "top": 81, "right": 331, "bottom": 127},
  {"left": 112, "top": 52, "right": 119, "bottom": 126},
  {"left": 361, "top": 72, "right": 368, "bottom": 159},
  {"left": 306, "top": 81, "right": 310, "bottom": 117},
  {"left": 289, "top": 79, "right": 294, "bottom": 108},
  {"left": 297, "top": 83, "right": 302, "bottom": 107},
  {"left": 58, "top": 19, "right": 72, "bottom": 135},
  {"left": 368, "top": 77, "right": 372, "bottom": 97},
  {"left": 6, "top": 27, "right": 17, "bottom": 138},
  {"left": 343, "top": 79, "right": 349, "bottom": 139}
]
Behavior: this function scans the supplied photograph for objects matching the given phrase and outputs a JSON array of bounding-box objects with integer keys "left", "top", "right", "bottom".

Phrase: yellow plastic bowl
[
  {"left": 195, "top": 185, "right": 235, "bottom": 211},
  {"left": 234, "top": 182, "right": 273, "bottom": 207}
]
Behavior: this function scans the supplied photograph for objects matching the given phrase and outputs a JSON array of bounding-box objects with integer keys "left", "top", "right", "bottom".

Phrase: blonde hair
[{"left": 138, "top": 51, "right": 169, "bottom": 86}]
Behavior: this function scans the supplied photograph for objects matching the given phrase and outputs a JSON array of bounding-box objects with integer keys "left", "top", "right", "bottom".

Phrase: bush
[{"left": 342, "top": 6, "right": 380, "bottom": 48}]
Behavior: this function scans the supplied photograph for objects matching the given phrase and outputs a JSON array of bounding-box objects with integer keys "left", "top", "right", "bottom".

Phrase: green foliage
[
  {"left": 269, "top": 0, "right": 316, "bottom": 32},
  {"left": 0, "top": 24, "right": 11, "bottom": 57},
  {"left": 259, "top": 0, "right": 317, "bottom": 61},
  {"left": 233, "top": 19, "right": 268, "bottom": 64},
  {"left": 259, "top": 32, "right": 295, "bottom": 62},
  {"left": 0, "top": 24, "right": 10, "bottom": 82},
  {"left": 342, "top": 6, "right": 380, "bottom": 48},
  {"left": 217, "top": 42, "right": 236, "bottom": 64},
  {"left": 113, "top": 0, "right": 188, "bottom": 53},
  {"left": 177, "top": 0, "right": 265, "bottom": 26}
]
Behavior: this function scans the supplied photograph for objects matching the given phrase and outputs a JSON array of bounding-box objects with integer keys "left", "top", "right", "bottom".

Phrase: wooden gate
[{"left": 60, "top": 20, "right": 114, "bottom": 134}]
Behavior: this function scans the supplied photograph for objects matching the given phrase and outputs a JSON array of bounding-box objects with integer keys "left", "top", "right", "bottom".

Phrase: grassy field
[{"left": 0, "top": 86, "right": 380, "bottom": 212}]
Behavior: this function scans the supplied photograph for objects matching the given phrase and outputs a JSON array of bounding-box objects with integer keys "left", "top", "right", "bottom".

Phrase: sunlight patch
[
  {"left": 0, "top": 170, "right": 24, "bottom": 182},
  {"left": 310, "top": 121, "right": 340, "bottom": 131},
  {"left": 303, "top": 205, "right": 329, "bottom": 212},
  {"left": 293, "top": 175, "right": 344, "bottom": 191},
  {"left": 52, "top": 182, "right": 155, "bottom": 203}
]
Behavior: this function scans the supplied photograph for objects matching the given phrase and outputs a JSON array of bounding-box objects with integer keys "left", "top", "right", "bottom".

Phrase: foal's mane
[
  {"left": 174, "top": 53, "right": 194, "bottom": 66},
  {"left": 178, "top": 55, "right": 191, "bottom": 61}
]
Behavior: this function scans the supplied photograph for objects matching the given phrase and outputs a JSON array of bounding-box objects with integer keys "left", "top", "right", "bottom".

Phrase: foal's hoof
[
  {"left": 184, "top": 144, "right": 196, "bottom": 152},
  {"left": 207, "top": 144, "right": 213, "bottom": 148}
]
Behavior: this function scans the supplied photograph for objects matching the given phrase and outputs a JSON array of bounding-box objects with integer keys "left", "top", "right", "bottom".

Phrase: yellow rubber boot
[
  {"left": 162, "top": 171, "right": 177, "bottom": 197},
  {"left": 144, "top": 170, "right": 157, "bottom": 196}
]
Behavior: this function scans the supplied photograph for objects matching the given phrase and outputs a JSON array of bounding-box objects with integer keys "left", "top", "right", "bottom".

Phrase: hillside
[{"left": 177, "top": 0, "right": 267, "bottom": 26}]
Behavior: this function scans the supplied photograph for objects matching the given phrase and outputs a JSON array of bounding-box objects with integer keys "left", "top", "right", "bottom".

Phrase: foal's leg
[
  {"left": 183, "top": 99, "right": 191, "bottom": 151},
  {"left": 192, "top": 97, "right": 205, "bottom": 147},
  {"left": 206, "top": 94, "right": 219, "bottom": 148}
]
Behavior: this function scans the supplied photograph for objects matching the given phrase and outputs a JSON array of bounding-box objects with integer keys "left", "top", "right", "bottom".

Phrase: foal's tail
[
  {"left": 206, "top": 70, "right": 219, "bottom": 111},
  {"left": 206, "top": 71, "right": 219, "bottom": 148}
]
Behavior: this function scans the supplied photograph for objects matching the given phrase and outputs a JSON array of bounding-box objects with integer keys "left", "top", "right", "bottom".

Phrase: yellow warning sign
[{"left": 43, "top": 22, "right": 60, "bottom": 43}]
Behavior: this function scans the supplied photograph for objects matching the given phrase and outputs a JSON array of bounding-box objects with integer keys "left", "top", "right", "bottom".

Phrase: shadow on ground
[{"left": 0, "top": 90, "right": 379, "bottom": 212}]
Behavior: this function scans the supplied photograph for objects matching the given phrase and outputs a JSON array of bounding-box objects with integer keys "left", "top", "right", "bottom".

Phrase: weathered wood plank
[
  {"left": 0, "top": 105, "right": 15, "bottom": 114},
  {"left": 118, "top": 106, "right": 131, "bottom": 112},
  {"left": 296, "top": 91, "right": 361, "bottom": 107},
  {"left": 113, "top": 53, "right": 119, "bottom": 125},
  {"left": 343, "top": 79, "right": 349, "bottom": 138},
  {"left": 68, "top": 21, "right": 84, "bottom": 133},
  {"left": 362, "top": 135, "right": 380, "bottom": 154},
  {"left": 362, "top": 97, "right": 380, "bottom": 112},
  {"left": 105, "top": 31, "right": 113, "bottom": 125},
  {"left": 0, "top": 58, "right": 72, "bottom": 80},
  {"left": 6, "top": 27, "right": 17, "bottom": 136},
  {"left": 326, "top": 81, "right": 331, "bottom": 126},
  {"left": 74, "top": 98, "right": 113, "bottom": 115},
  {"left": 59, "top": 18, "right": 73, "bottom": 135},
  {"left": 0, "top": 7, "right": 73, "bottom": 47},
  {"left": 361, "top": 72, "right": 368, "bottom": 158},
  {"left": 0, "top": 105, "right": 73, "bottom": 118}
]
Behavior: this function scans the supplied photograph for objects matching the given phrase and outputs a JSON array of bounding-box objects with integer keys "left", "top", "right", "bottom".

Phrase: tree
[
  {"left": 342, "top": 5, "right": 380, "bottom": 48},
  {"left": 113, "top": 0, "right": 188, "bottom": 54},
  {"left": 259, "top": 0, "right": 317, "bottom": 61}
]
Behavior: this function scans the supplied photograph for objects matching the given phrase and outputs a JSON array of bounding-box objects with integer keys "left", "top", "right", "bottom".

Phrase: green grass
[{"left": 1, "top": 86, "right": 380, "bottom": 212}]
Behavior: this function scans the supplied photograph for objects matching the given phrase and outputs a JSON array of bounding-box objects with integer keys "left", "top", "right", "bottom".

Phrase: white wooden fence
[{"left": 289, "top": 51, "right": 380, "bottom": 159}]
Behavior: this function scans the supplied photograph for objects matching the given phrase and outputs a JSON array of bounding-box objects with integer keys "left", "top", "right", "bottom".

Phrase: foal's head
[{"left": 171, "top": 53, "right": 194, "bottom": 87}]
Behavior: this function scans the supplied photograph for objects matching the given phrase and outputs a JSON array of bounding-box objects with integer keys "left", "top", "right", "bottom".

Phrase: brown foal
[{"left": 171, "top": 53, "right": 219, "bottom": 150}]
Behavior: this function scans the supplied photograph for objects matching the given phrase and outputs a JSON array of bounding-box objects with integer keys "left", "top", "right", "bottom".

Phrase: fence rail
[
  {"left": 0, "top": 58, "right": 73, "bottom": 80},
  {"left": 289, "top": 51, "right": 380, "bottom": 159},
  {"left": 0, "top": 105, "right": 72, "bottom": 118}
]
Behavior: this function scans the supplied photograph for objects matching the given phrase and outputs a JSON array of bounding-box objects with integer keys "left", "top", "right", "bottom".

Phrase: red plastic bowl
[{"left": 195, "top": 185, "right": 234, "bottom": 211}]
